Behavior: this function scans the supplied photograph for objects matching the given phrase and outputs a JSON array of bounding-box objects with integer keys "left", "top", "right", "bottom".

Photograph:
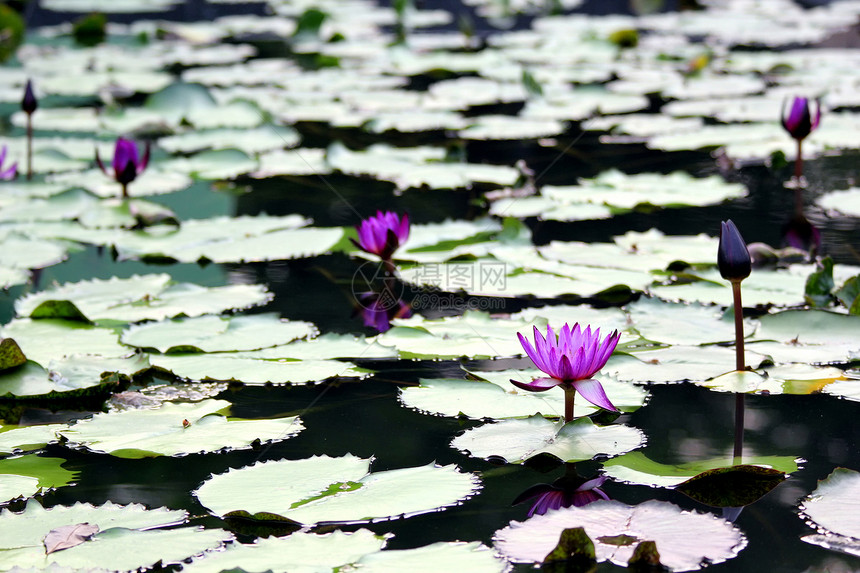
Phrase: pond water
[{"left": 1, "top": 0, "right": 860, "bottom": 571}]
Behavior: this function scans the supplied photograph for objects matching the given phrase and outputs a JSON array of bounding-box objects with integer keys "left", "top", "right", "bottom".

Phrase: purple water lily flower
[
  {"left": 781, "top": 96, "right": 821, "bottom": 141},
  {"left": 351, "top": 211, "right": 410, "bottom": 260},
  {"left": 96, "top": 137, "right": 150, "bottom": 198},
  {"left": 517, "top": 476, "right": 610, "bottom": 517},
  {"left": 0, "top": 145, "right": 18, "bottom": 181},
  {"left": 718, "top": 220, "right": 751, "bottom": 283},
  {"left": 513, "top": 323, "right": 620, "bottom": 419},
  {"left": 358, "top": 292, "right": 412, "bottom": 333}
]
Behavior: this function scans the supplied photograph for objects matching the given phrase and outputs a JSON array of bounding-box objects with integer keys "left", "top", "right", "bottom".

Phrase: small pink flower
[
  {"left": 351, "top": 211, "right": 410, "bottom": 260},
  {"left": 512, "top": 323, "right": 620, "bottom": 412}
]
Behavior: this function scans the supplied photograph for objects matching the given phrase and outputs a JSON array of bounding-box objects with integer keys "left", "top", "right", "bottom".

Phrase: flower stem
[
  {"left": 26, "top": 114, "right": 33, "bottom": 181},
  {"left": 794, "top": 138, "right": 803, "bottom": 184},
  {"left": 733, "top": 393, "right": 744, "bottom": 465},
  {"left": 121, "top": 183, "right": 128, "bottom": 199},
  {"left": 731, "top": 281, "right": 744, "bottom": 372},
  {"left": 564, "top": 386, "right": 575, "bottom": 422}
]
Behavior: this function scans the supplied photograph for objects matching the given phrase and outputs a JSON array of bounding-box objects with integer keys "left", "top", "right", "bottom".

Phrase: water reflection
[{"left": 514, "top": 463, "right": 609, "bottom": 517}]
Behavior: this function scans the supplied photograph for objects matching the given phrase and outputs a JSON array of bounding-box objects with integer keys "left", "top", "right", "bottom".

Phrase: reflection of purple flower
[
  {"left": 95, "top": 137, "right": 150, "bottom": 197},
  {"left": 515, "top": 476, "right": 610, "bottom": 517},
  {"left": 351, "top": 211, "right": 410, "bottom": 260},
  {"left": 0, "top": 145, "right": 18, "bottom": 181},
  {"left": 782, "top": 214, "right": 821, "bottom": 256},
  {"left": 512, "top": 323, "right": 619, "bottom": 413},
  {"left": 358, "top": 292, "right": 412, "bottom": 333},
  {"left": 781, "top": 97, "right": 821, "bottom": 141}
]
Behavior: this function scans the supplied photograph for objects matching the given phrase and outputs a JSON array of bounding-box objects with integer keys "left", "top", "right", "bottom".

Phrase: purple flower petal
[
  {"left": 510, "top": 377, "right": 560, "bottom": 393},
  {"left": 573, "top": 378, "right": 618, "bottom": 412}
]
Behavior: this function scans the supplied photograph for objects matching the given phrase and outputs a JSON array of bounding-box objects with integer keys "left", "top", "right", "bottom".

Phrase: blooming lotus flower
[
  {"left": 515, "top": 476, "right": 610, "bottom": 517},
  {"left": 0, "top": 145, "right": 18, "bottom": 181},
  {"left": 512, "top": 323, "right": 620, "bottom": 417},
  {"left": 718, "top": 220, "right": 751, "bottom": 283},
  {"left": 95, "top": 137, "right": 150, "bottom": 198},
  {"left": 351, "top": 211, "right": 409, "bottom": 260},
  {"left": 781, "top": 96, "right": 821, "bottom": 141}
]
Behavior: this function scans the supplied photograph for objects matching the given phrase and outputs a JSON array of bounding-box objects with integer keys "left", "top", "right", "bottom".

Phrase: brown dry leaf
[{"left": 44, "top": 522, "right": 100, "bottom": 554}]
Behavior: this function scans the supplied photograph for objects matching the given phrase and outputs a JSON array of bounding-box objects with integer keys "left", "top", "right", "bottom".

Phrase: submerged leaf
[{"left": 675, "top": 465, "right": 787, "bottom": 508}]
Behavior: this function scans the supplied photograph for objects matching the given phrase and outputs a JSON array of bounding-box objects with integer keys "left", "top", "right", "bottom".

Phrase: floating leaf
[
  {"left": 195, "top": 454, "right": 480, "bottom": 525},
  {"left": 0, "top": 425, "right": 65, "bottom": 455},
  {"left": 451, "top": 416, "right": 645, "bottom": 464},
  {"left": 494, "top": 500, "right": 746, "bottom": 571},
  {"left": 0, "top": 499, "right": 231, "bottom": 571},
  {"left": 0, "top": 474, "right": 39, "bottom": 505},
  {"left": 0, "top": 339, "right": 26, "bottom": 372},
  {"left": 799, "top": 468, "right": 860, "bottom": 557},
  {"left": 60, "top": 399, "right": 303, "bottom": 458},
  {"left": 151, "top": 354, "right": 369, "bottom": 385},
  {"left": 675, "top": 465, "right": 787, "bottom": 508}
]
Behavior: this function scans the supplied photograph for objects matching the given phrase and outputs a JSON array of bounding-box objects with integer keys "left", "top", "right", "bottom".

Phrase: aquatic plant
[
  {"left": 351, "top": 210, "right": 410, "bottom": 261},
  {"left": 95, "top": 137, "right": 150, "bottom": 198},
  {"left": 512, "top": 323, "right": 620, "bottom": 421},
  {"left": 0, "top": 144, "right": 17, "bottom": 181},
  {"left": 20, "top": 79, "right": 36, "bottom": 180}
]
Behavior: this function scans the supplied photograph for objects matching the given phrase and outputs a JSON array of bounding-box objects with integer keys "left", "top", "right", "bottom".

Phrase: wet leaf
[
  {"left": 44, "top": 523, "right": 100, "bottom": 554},
  {"left": 0, "top": 339, "right": 26, "bottom": 372},
  {"left": 675, "top": 465, "right": 787, "bottom": 508}
]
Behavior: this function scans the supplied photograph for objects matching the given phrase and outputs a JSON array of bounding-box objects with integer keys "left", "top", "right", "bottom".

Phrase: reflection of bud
[
  {"left": 514, "top": 475, "right": 609, "bottom": 518},
  {"left": 718, "top": 220, "right": 751, "bottom": 283},
  {"left": 782, "top": 214, "right": 821, "bottom": 257},
  {"left": 357, "top": 292, "right": 412, "bottom": 333}
]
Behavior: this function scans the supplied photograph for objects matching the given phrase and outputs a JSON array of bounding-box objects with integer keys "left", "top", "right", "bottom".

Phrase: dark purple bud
[
  {"left": 718, "top": 220, "right": 751, "bottom": 283},
  {"left": 21, "top": 80, "right": 37, "bottom": 115},
  {"left": 781, "top": 97, "right": 821, "bottom": 141}
]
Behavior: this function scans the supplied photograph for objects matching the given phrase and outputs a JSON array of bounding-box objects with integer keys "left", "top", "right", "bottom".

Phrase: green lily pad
[
  {"left": 751, "top": 309, "right": 860, "bottom": 364},
  {"left": 121, "top": 314, "right": 316, "bottom": 353},
  {"left": 0, "top": 425, "right": 65, "bottom": 455},
  {"left": 676, "top": 464, "right": 787, "bottom": 508},
  {"left": 195, "top": 454, "right": 480, "bottom": 525},
  {"left": 623, "top": 298, "right": 756, "bottom": 346},
  {"left": 15, "top": 274, "right": 273, "bottom": 323},
  {"left": 0, "top": 474, "right": 39, "bottom": 505},
  {"left": 0, "top": 499, "right": 231, "bottom": 571},
  {"left": 604, "top": 451, "right": 800, "bottom": 488},
  {"left": 158, "top": 126, "right": 300, "bottom": 155},
  {"left": 151, "top": 353, "right": 369, "bottom": 385},
  {"left": 162, "top": 149, "right": 259, "bottom": 181},
  {"left": 0, "top": 339, "right": 27, "bottom": 372},
  {"left": 0, "top": 355, "right": 148, "bottom": 400},
  {"left": 0, "top": 455, "right": 77, "bottom": 490},
  {"left": 816, "top": 187, "right": 860, "bottom": 218},
  {"left": 0, "top": 319, "right": 134, "bottom": 363},
  {"left": 451, "top": 416, "right": 645, "bottom": 464},
  {"left": 60, "top": 399, "right": 303, "bottom": 458},
  {"left": 400, "top": 370, "right": 647, "bottom": 420},
  {"left": 494, "top": 500, "right": 746, "bottom": 570},
  {"left": 604, "top": 346, "right": 761, "bottom": 385},
  {"left": 239, "top": 333, "right": 397, "bottom": 360}
]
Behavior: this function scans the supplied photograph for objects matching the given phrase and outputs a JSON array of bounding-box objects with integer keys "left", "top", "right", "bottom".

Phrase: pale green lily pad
[
  {"left": 459, "top": 115, "right": 566, "bottom": 140},
  {"left": 365, "top": 111, "right": 469, "bottom": 134},
  {"left": 604, "top": 346, "right": 762, "bottom": 385},
  {"left": 751, "top": 309, "right": 860, "bottom": 364},
  {"left": 488, "top": 195, "right": 614, "bottom": 221},
  {"left": 161, "top": 149, "right": 259, "bottom": 181},
  {"left": 603, "top": 451, "right": 800, "bottom": 488},
  {"left": 624, "top": 298, "right": 756, "bottom": 346},
  {"left": 0, "top": 354, "right": 149, "bottom": 400},
  {"left": 582, "top": 113, "right": 703, "bottom": 138},
  {"left": 0, "top": 320, "right": 135, "bottom": 362},
  {"left": 326, "top": 143, "right": 519, "bottom": 192},
  {"left": 511, "top": 304, "right": 630, "bottom": 334},
  {"left": 121, "top": 314, "right": 316, "bottom": 353},
  {"left": 0, "top": 499, "right": 231, "bottom": 571},
  {"left": 195, "top": 454, "right": 480, "bottom": 525},
  {"left": 374, "top": 311, "right": 536, "bottom": 359},
  {"left": 158, "top": 126, "right": 300, "bottom": 155},
  {"left": 48, "top": 169, "right": 193, "bottom": 199},
  {"left": 169, "top": 226, "right": 344, "bottom": 264},
  {"left": 494, "top": 499, "right": 746, "bottom": 570},
  {"left": 451, "top": 416, "right": 645, "bottom": 464},
  {"left": 0, "top": 268, "right": 31, "bottom": 289},
  {"left": 0, "top": 425, "right": 65, "bottom": 455},
  {"left": 240, "top": 333, "right": 397, "bottom": 361},
  {"left": 15, "top": 274, "right": 273, "bottom": 323},
  {"left": 540, "top": 170, "right": 746, "bottom": 211},
  {"left": 0, "top": 236, "right": 68, "bottom": 271},
  {"left": 521, "top": 88, "right": 649, "bottom": 121},
  {"left": 108, "top": 382, "right": 229, "bottom": 412},
  {"left": 151, "top": 354, "right": 369, "bottom": 385},
  {"left": 400, "top": 369, "right": 647, "bottom": 420},
  {"left": 250, "top": 148, "right": 332, "bottom": 178},
  {"left": 704, "top": 364, "right": 848, "bottom": 395},
  {"left": 41, "top": 0, "right": 179, "bottom": 12},
  {"left": 38, "top": 70, "right": 174, "bottom": 98},
  {"left": 348, "top": 541, "right": 506, "bottom": 573},
  {"left": 0, "top": 474, "right": 39, "bottom": 505},
  {"left": 816, "top": 187, "right": 860, "bottom": 217},
  {"left": 59, "top": 399, "right": 303, "bottom": 458},
  {"left": 799, "top": 469, "right": 860, "bottom": 557}
]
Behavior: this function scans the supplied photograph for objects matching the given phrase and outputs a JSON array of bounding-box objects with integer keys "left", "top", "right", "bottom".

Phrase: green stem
[
  {"left": 564, "top": 385, "right": 575, "bottom": 423},
  {"left": 731, "top": 281, "right": 744, "bottom": 372},
  {"left": 794, "top": 138, "right": 803, "bottom": 184},
  {"left": 121, "top": 183, "right": 128, "bottom": 199}
]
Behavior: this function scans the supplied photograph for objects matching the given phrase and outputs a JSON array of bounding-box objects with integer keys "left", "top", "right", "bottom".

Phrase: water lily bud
[
  {"left": 718, "top": 220, "right": 751, "bottom": 283},
  {"left": 21, "top": 79, "right": 37, "bottom": 115},
  {"left": 781, "top": 96, "right": 821, "bottom": 141}
]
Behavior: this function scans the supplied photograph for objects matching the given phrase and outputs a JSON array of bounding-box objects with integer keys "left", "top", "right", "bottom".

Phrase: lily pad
[
  {"left": 59, "top": 399, "right": 303, "bottom": 458},
  {"left": 151, "top": 354, "right": 369, "bottom": 385},
  {"left": 0, "top": 425, "right": 65, "bottom": 455},
  {"left": 799, "top": 468, "right": 860, "bottom": 557},
  {"left": 0, "top": 499, "right": 232, "bottom": 571},
  {"left": 451, "top": 416, "right": 645, "bottom": 464},
  {"left": 121, "top": 314, "right": 317, "bottom": 353},
  {"left": 494, "top": 499, "right": 746, "bottom": 571},
  {"left": 0, "top": 455, "right": 77, "bottom": 490},
  {"left": 195, "top": 454, "right": 480, "bottom": 525}
]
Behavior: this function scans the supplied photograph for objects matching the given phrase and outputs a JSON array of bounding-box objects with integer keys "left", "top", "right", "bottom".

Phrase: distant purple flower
[
  {"left": 0, "top": 145, "right": 18, "bottom": 181},
  {"left": 351, "top": 211, "right": 410, "bottom": 260},
  {"left": 514, "top": 476, "right": 609, "bottom": 517},
  {"left": 21, "top": 79, "right": 37, "bottom": 115},
  {"left": 512, "top": 323, "right": 620, "bottom": 413},
  {"left": 96, "top": 137, "right": 150, "bottom": 197},
  {"left": 781, "top": 97, "right": 821, "bottom": 141}
]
